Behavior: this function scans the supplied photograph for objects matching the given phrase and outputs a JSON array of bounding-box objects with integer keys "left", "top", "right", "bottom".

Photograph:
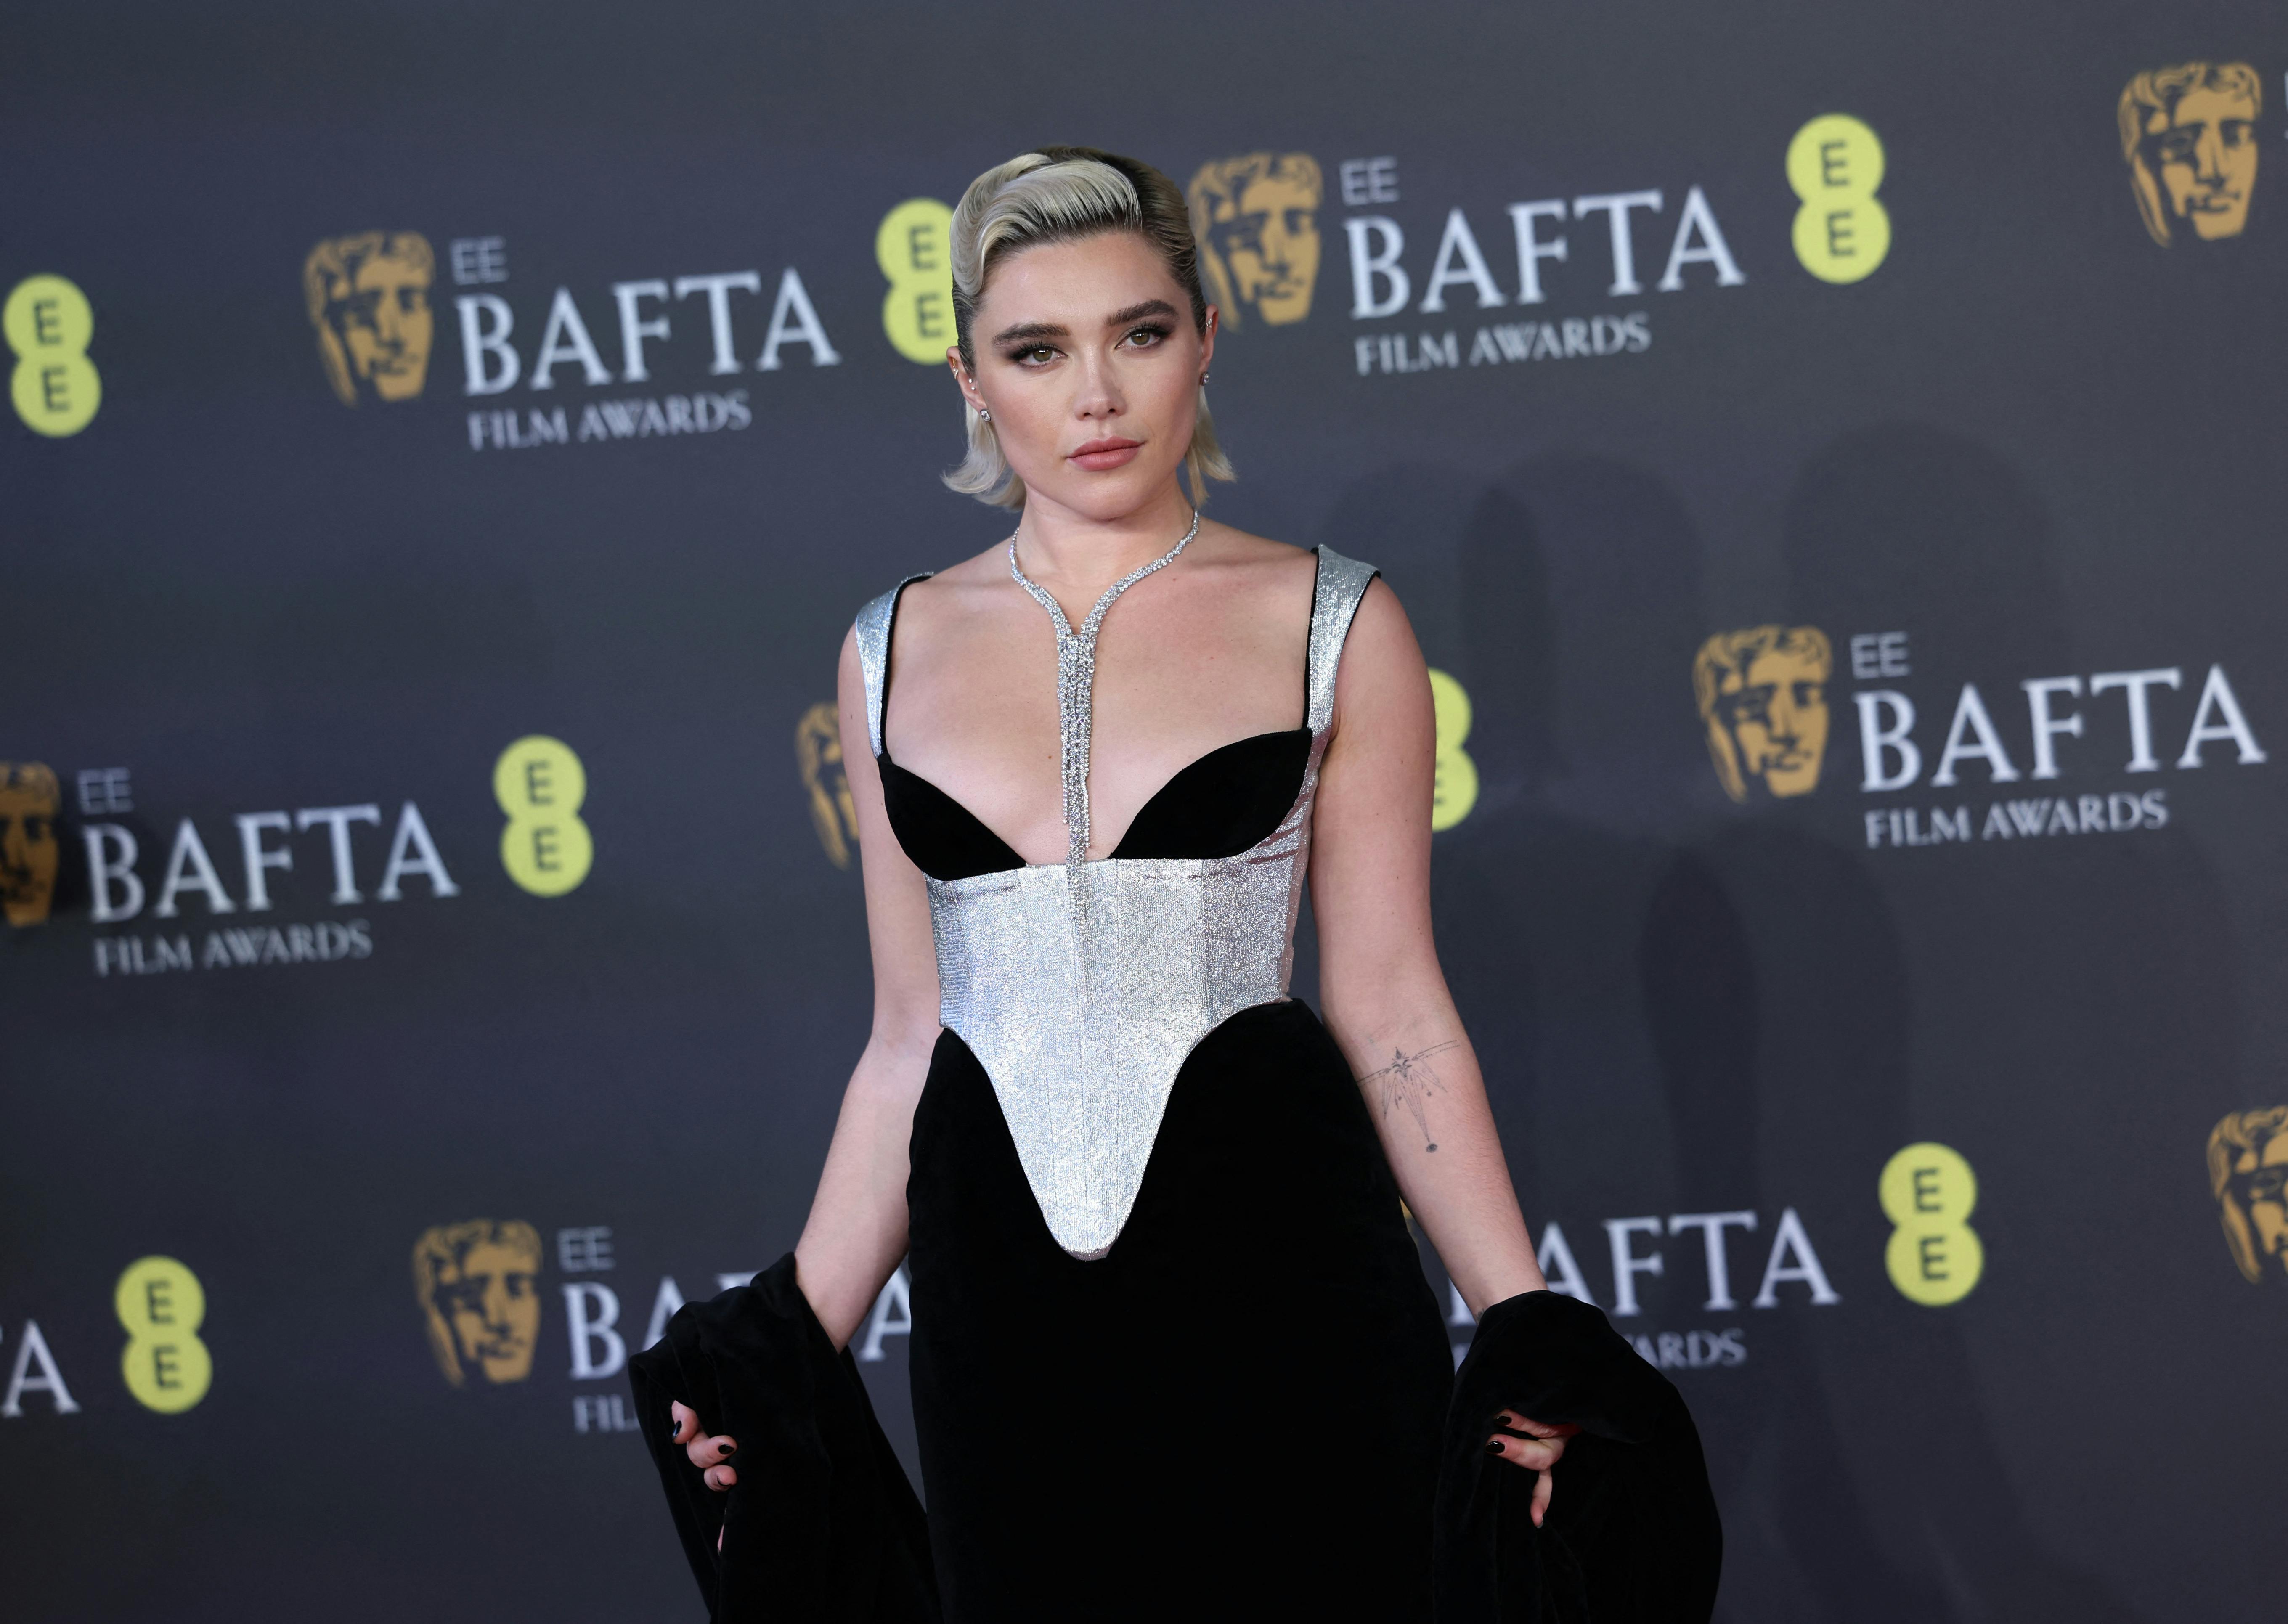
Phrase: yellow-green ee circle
[
  {"left": 494, "top": 735, "right": 594, "bottom": 896},
  {"left": 1878, "top": 1141, "right": 1983, "bottom": 1305},
  {"left": 6, "top": 274, "right": 101, "bottom": 437},
  {"left": 114, "top": 1255, "right": 212, "bottom": 1413},
  {"left": 1787, "top": 115, "right": 1891, "bottom": 284}
]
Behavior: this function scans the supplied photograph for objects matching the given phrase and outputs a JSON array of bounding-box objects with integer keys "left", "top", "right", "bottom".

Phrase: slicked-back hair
[{"left": 944, "top": 146, "right": 1235, "bottom": 510}]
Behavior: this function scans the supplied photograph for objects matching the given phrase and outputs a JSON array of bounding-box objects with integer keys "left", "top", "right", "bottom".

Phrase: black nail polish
[
  {"left": 1485, "top": 1439, "right": 1504, "bottom": 1456},
  {"left": 718, "top": 1442, "right": 737, "bottom": 1458}
]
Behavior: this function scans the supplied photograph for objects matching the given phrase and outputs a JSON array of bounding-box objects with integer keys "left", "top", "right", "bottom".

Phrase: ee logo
[
  {"left": 1879, "top": 1142, "right": 1983, "bottom": 1305},
  {"left": 1428, "top": 669, "right": 1478, "bottom": 832},
  {"left": 6, "top": 274, "right": 101, "bottom": 436},
  {"left": 1787, "top": 115, "right": 1890, "bottom": 283},
  {"left": 115, "top": 1256, "right": 211, "bottom": 1413},
  {"left": 877, "top": 199, "right": 956, "bottom": 365},
  {"left": 495, "top": 735, "right": 593, "bottom": 896}
]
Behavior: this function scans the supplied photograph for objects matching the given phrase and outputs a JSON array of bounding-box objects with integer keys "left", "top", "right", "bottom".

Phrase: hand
[
  {"left": 1485, "top": 1410, "right": 1581, "bottom": 1528},
  {"left": 670, "top": 1400, "right": 740, "bottom": 1549}
]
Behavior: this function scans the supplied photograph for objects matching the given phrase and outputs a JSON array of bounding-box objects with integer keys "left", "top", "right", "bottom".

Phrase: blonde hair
[{"left": 943, "top": 146, "right": 1235, "bottom": 510}]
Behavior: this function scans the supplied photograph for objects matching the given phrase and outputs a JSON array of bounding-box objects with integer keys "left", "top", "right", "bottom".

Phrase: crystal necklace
[{"left": 1007, "top": 509, "right": 1200, "bottom": 871}]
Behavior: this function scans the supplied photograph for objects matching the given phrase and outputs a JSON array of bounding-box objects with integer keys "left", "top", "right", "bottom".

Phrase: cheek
[
  {"left": 989, "top": 389, "right": 1069, "bottom": 468},
  {"left": 1137, "top": 355, "right": 1203, "bottom": 421}
]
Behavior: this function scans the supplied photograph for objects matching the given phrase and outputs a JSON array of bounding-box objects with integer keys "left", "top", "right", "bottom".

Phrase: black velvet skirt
[{"left": 905, "top": 997, "right": 1455, "bottom": 1622}]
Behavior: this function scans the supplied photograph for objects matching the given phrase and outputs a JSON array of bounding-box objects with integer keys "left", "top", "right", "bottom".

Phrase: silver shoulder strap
[
  {"left": 1305, "top": 547, "right": 1381, "bottom": 735},
  {"left": 853, "top": 573, "right": 933, "bottom": 758}
]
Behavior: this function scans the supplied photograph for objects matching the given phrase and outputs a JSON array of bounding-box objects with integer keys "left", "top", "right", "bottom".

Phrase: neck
[{"left": 1008, "top": 479, "right": 1198, "bottom": 606}]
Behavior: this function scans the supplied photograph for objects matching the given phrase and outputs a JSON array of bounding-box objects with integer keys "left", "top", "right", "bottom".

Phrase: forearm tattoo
[{"left": 1360, "top": 1041, "right": 1460, "bottom": 1152}]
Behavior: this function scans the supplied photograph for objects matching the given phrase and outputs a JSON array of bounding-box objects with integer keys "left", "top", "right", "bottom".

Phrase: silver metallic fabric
[
  {"left": 854, "top": 572, "right": 933, "bottom": 758},
  {"left": 860, "top": 546, "right": 1380, "bottom": 1259}
]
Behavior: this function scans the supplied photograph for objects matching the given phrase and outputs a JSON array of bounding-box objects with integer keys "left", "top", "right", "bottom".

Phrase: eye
[
  {"left": 1121, "top": 324, "right": 1170, "bottom": 350},
  {"left": 1009, "top": 344, "right": 1060, "bottom": 366}
]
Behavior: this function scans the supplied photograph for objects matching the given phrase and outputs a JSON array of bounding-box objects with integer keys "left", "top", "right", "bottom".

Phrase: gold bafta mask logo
[
  {"left": 797, "top": 702, "right": 859, "bottom": 869},
  {"left": 1188, "top": 153, "right": 1323, "bottom": 329},
  {"left": 1694, "top": 626, "right": 1832, "bottom": 802},
  {"left": 305, "top": 232, "right": 436, "bottom": 405},
  {"left": 2120, "top": 63, "right": 2261, "bottom": 246},
  {"left": 2209, "top": 1108, "right": 2288, "bottom": 1284},
  {"left": 412, "top": 1219, "right": 542, "bottom": 1386},
  {"left": 0, "top": 763, "right": 60, "bottom": 927}
]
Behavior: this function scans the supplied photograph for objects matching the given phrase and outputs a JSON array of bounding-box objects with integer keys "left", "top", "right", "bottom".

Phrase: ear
[
  {"left": 1200, "top": 305, "right": 1219, "bottom": 376},
  {"left": 945, "top": 349, "right": 980, "bottom": 411}
]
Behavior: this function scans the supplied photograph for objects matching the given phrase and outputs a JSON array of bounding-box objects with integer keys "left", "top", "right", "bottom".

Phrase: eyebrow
[
  {"left": 990, "top": 299, "right": 1181, "bottom": 348},
  {"left": 1106, "top": 299, "right": 1178, "bottom": 326}
]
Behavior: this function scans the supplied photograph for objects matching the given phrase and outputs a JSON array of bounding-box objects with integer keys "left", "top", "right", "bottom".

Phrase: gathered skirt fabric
[{"left": 906, "top": 997, "right": 1455, "bottom": 1621}]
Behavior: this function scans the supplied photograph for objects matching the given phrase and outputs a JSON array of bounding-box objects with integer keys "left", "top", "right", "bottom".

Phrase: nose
[
  {"left": 1070, "top": 346, "right": 1126, "bottom": 424},
  {"left": 2194, "top": 126, "right": 2227, "bottom": 183}
]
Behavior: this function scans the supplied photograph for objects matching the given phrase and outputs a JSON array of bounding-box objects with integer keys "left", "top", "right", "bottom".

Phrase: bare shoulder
[
  {"left": 865, "top": 539, "right": 1010, "bottom": 640},
  {"left": 1331, "top": 570, "right": 1426, "bottom": 713},
  {"left": 1197, "top": 519, "right": 1312, "bottom": 571},
  {"left": 1190, "top": 519, "right": 1319, "bottom": 611}
]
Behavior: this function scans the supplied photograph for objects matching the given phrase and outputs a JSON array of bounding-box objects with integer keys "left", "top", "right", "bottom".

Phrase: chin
[{"left": 1029, "top": 464, "right": 1185, "bottom": 521}]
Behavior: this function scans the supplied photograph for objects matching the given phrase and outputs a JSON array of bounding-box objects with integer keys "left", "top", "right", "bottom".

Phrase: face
[
  {"left": 0, "top": 766, "right": 60, "bottom": 927},
  {"left": 2227, "top": 1132, "right": 2288, "bottom": 1272},
  {"left": 2146, "top": 87, "right": 2259, "bottom": 239},
  {"left": 1714, "top": 647, "right": 1829, "bottom": 798},
  {"left": 435, "top": 1237, "right": 541, "bottom": 1383},
  {"left": 1213, "top": 172, "right": 1320, "bottom": 326},
  {"left": 952, "top": 231, "right": 1212, "bottom": 523},
  {"left": 320, "top": 243, "right": 434, "bottom": 400}
]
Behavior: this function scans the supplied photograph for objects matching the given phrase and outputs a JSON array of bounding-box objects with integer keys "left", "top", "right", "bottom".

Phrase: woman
[{"left": 638, "top": 147, "right": 1715, "bottom": 1622}]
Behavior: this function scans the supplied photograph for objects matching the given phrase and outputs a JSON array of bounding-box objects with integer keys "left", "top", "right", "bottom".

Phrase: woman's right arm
[
  {"left": 790, "top": 624, "right": 944, "bottom": 1348},
  {"left": 677, "top": 626, "right": 941, "bottom": 1489}
]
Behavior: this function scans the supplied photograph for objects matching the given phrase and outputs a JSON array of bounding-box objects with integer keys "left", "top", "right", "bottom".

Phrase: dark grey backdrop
[{"left": 3, "top": 3, "right": 2283, "bottom": 1620}]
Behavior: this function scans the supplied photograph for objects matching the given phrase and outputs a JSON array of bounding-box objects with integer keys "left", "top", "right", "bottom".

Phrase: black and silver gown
[
  {"left": 859, "top": 544, "right": 1454, "bottom": 1619},
  {"left": 627, "top": 543, "right": 1722, "bottom": 1624}
]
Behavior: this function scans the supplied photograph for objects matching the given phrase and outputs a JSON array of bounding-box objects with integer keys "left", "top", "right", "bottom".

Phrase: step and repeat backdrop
[{"left": 3, "top": 2, "right": 2283, "bottom": 1619}]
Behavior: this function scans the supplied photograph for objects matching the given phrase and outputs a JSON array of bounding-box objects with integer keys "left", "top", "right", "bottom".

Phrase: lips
[{"left": 1068, "top": 437, "right": 1142, "bottom": 471}]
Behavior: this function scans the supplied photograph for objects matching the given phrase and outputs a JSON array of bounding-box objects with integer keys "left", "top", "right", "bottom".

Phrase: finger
[
  {"left": 1532, "top": 1466, "right": 1554, "bottom": 1528},
  {"left": 703, "top": 1462, "right": 739, "bottom": 1492},
  {"left": 1495, "top": 1410, "right": 1581, "bottom": 1440},
  {"left": 669, "top": 1400, "right": 697, "bottom": 1445},
  {"left": 1485, "top": 1433, "right": 1562, "bottom": 1472},
  {"left": 685, "top": 1432, "right": 739, "bottom": 1471}
]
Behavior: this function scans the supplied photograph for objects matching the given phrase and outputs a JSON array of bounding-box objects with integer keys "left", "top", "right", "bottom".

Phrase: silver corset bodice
[{"left": 855, "top": 545, "right": 1379, "bottom": 1259}]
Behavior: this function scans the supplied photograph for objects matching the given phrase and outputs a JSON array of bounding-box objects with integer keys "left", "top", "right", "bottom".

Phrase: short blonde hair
[{"left": 944, "top": 146, "right": 1235, "bottom": 510}]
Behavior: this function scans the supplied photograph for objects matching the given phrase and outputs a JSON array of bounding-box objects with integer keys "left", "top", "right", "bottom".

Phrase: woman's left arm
[{"left": 1308, "top": 579, "right": 1546, "bottom": 1317}]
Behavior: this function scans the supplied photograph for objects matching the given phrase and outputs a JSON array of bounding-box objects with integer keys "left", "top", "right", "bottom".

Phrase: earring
[
  {"left": 977, "top": 405, "right": 991, "bottom": 421},
  {"left": 1199, "top": 372, "right": 1210, "bottom": 385}
]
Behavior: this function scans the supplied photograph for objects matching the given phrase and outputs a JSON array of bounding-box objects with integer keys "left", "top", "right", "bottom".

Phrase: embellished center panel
[
  {"left": 856, "top": 545, "right": 1382, "bottom": 1261},
  {"left": 924, "top": 760, "right": 1320, "bottom": 1259}
]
